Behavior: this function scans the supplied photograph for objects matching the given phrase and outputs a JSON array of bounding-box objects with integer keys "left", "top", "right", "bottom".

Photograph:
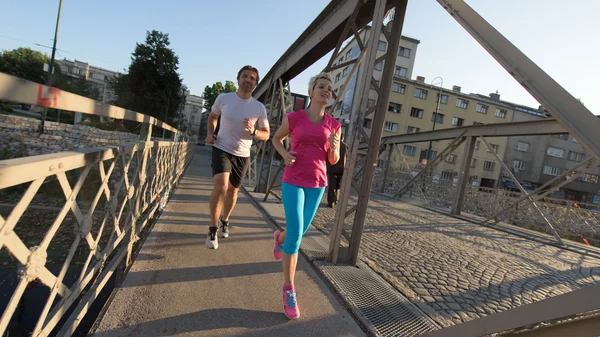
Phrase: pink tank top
[{"left": 282, "top": 110, "right": 341, "bottom": 188}]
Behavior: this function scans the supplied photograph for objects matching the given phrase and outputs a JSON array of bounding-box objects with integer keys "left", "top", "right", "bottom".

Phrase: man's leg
[
  {"left": 209, "top": 173, "right": 229, "bottom": 228},
  {"left": 326, "top": 173, "right": 336, "bottom": 207},
  {"left": 218, "top": 153, "right": 248, "bottom": 238},
  {"left": 221, "top": 182, "right": 239, "bottom": 221}
]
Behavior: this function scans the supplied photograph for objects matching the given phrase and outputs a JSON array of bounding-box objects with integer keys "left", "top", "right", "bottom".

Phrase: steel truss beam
[
  {"left": 437, "top": 0, "right": 600, "bottom": 162},
  {"left": 420, "top": 281, "right": 600, "bottom": 337},
  {"left": 253, "top": 0, "right": 395, "bottom": 102},
  {"left": 359, "top": 119, "right": 566, "bottom": 149},
  {"left": 480, "top": 137, "right": 564, "bottom": 245},
  {"left": 328, "top": 0, "right": 406, "bottom": 265}
]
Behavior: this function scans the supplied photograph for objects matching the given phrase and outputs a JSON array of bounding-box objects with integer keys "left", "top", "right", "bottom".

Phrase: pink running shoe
[
  {"left": 282, "top": 288, "right": 300, "bottom": 319},
  {"left": 273, "top": 230, "right": 283, "bottom": 260}
]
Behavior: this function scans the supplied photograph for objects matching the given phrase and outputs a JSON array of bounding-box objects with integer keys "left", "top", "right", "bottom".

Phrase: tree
[
  {"left": 109, "top": 30, "right": 185, "bottom": 128},
  {"left": 0, "top": 47, "right": 53, "bottom": 84},
  {"left": 202, "top": 81, "right": 237, "bottom": 111}
]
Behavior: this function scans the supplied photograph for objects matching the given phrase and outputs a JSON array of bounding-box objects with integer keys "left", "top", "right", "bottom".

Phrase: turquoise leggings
[{"left": 281, "top": 183, "right": 325, "bottom": 255}]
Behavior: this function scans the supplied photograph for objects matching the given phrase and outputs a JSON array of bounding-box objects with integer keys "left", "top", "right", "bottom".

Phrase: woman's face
[{"left": 310, "top": 78, "right": 332, "bottom": 105}]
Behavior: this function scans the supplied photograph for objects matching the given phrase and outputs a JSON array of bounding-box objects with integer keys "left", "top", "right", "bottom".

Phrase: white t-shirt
[{"left": 211, "top": 92, "right": 268, "bottom": 158}]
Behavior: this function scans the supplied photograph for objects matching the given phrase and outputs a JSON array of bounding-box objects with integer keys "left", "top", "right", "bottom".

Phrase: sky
[{"left": 1, "top": 0, "right": 598, "bottom": 113}]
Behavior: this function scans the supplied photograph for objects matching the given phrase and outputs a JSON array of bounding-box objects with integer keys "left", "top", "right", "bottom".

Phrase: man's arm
[{"left": 253, "top": 106, "right": 270, "bottom": 141}]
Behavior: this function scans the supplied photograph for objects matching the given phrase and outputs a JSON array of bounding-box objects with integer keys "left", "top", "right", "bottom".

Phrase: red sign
[{"left": 36, "top": 85, "right": 61, "bottom": 108}]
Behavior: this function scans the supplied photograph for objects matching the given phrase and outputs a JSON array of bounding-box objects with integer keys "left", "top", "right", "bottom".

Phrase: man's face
[{"left": 238, "top": 70, "right": 258, "bottom": 92}]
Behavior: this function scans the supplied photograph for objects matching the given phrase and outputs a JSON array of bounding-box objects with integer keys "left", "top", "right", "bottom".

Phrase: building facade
[
  {"left": 56, "top": 58, "right": 119, "bottom": 103},
  {"left": 182, "top": 92, "right": 204, "bottom": 142},
  {"left": 498, "top": 99, "right": 600, "bottom": 203},
  {"left": 328, "top": 23, "right": 420, "bottom": 131}
]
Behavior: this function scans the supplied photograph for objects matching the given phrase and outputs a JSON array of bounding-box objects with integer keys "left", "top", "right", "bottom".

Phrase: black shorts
[{"left": 211, "top": 147, "right": 250, "bottom": 188}]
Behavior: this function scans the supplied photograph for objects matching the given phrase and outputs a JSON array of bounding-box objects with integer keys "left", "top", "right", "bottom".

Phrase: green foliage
[
  {"left": 0, "top": 47, "right": 52, "bottom": 84},
  {"left": 108, "top": 30, "right": 185, "bottom": 128},
  {"left": 202, "top": 81, "right": 237, "bottom": 112}
]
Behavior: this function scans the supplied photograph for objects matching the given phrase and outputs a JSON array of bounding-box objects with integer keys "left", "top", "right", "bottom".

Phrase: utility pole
[{"left": 40, "top": 0, "right": 63, "bottom": 133}]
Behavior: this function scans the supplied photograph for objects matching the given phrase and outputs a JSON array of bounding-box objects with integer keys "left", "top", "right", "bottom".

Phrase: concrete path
[{"left": 91, "top": 146, "right": 365, "bottom": 337}]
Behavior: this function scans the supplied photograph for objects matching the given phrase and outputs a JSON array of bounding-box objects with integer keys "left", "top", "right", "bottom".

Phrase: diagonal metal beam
[
  {"left": 437, "top": 0, "right": 600, "bottom": 163},
  {"left": 480, "top": 137, "right": 564, "bottom": 245}
]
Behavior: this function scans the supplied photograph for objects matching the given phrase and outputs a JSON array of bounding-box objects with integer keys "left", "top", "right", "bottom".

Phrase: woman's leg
[
  {"left": 280, "top": 183, "right": 304, "bottom": 286},
  {"left": 302, "top": 187, "right": 326, "bottom": 236}
]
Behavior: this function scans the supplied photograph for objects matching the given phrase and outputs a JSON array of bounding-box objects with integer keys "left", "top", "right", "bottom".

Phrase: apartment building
[
  {"left": 182, "top": 92, "right": 204, "bottom": 142},
  {"left": 56, "top": 58, "right": 119, "bottom": 102},
  {"left": 328, "top": 22, "right": 420, "bottom": 132},
  {"left": 498, "top": 99, "right": 600, "bottom": 203}
]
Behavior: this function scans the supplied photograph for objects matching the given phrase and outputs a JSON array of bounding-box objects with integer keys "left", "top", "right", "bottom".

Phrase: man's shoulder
[{"left": 218, "top": 92, "right": 236, "bottom": 101}]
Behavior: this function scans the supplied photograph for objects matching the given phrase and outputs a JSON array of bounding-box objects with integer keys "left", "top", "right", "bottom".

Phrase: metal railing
[{"left": 0, "top": 72, "right": 194, "bottom": 336}]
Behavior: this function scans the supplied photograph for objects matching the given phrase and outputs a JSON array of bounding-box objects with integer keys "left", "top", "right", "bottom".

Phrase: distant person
[
  {"left": 326, "top": 133, "right": 347, "bottom": 207},
  {"left": 271, "top": 72, "right": 341, "bottom": 319},
  {"left": 205, "top": 65, "right": 270, "bottom": 249}
]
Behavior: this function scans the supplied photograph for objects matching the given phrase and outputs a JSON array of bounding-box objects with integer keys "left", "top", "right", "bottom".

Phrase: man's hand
[
  {"left": 282, "top": 151, "right": 296, "bottom": 166},
  {"left": 243, "top": 118, "right": 254, "bottom": 135},
  {"left": 206, "top": 134, "right": 217, "bottom": 144}
]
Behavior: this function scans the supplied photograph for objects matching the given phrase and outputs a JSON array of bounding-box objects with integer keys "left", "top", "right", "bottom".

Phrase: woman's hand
[
  {"left": 328, "top": 132, "right": 340, "bottom": 150},
  {"left": 282, "top": 151, "right": 297, "bottom": 166}
]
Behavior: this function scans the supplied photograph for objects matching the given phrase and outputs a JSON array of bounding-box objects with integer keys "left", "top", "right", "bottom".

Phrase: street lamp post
[
  {"left": 40, "top": 0, "right": 63, "bottom": 132},
  {"left": 426, "top": 76, "right": 443, "bottom": 164}
]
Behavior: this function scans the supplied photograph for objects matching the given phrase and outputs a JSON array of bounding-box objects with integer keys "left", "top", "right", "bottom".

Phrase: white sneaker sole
[
  {"left": 206, "top": 239, "right": 218, "bottom": 249},
  {"left": 218, "top": 231, "right": 229, "bottom": 238}
]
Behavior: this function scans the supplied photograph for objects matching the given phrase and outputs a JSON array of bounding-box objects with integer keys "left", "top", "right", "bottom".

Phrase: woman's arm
[
  {"left": 272, "top": 116, "right": 297, "bottom": 166},
  {"left": 327, "top": 128, "right": 341, "bottom": 165}
]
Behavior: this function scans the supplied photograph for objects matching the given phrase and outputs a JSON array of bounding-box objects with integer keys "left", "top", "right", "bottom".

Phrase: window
[
  {"left": 445, "top": 154, "right": 456, "bottom": 164},
  {"left": 89, "top": 72, "right": 94, "bottom": 79},
  {"left": 370, "top": 80, "right": 380, "bottom": 90},
  {"left": 436, "top": 93, "right": 448, "bottom": 104},
  {"left": 441, "top": 171, "right": 457, "bottom": 181},
  {"left": 335, "top": 73, "right": 341, "bottom": 83},
  {"left": 495, "top": 108, "right": 507, "bottom": 119},
  {"left": 473, "top": 122, "right": 484, "bottom": 125},
  {"left": 546, "top": 147, "right": 565, "bottom": 158},
  {"left": 542, "top": 165, "right": 562, "bottom": 176},
  {"left": 487, "top": 144, "right": 499, "bottom": 153},
  {"left": 452, "top": 117, "right": 464, "bottom": 126},
  {"left": 395, "top": 66, "right": 408, "bottom": 78},
  {"left": 471, "top": 158, "right": 477, "bottom": 168},
  {"left": 384, "top": 121, "right": 399, "bottom": 132},
  {"left": 367, "top": 99, "right": 376, "bottom": 108},
  {"left": 345, "top": 50, "right": 351, "bottom": 60},
  {"left": 420, "top": 150, "right": 437, "bottom": 162},
  {"left": 374, "top": 61, "right": 383, "bottom": 71},
  {"left": 410, "top": 107, "right": 423, "bottom": 118},
  {"left": 363, "top": 119, "right": 372, "bottom": 128},
  {"left": 378, "top": 40, "right": 387, "bottom": 51},
  {"left": 513, "top": 160, "right": 525, "bottom": 170},
  {"left": 432, "top": 113, "right": 444, "bottom": 124},
  {"left": 568, "top": 151, "right": 584, "bottom": 162},
  {"left": 377, "top": 159, "right": 385, "bottom": 168},
  {"left": 483, "top": 161, "right": 495, "bottom": 171},
  {"left": 388, "top": 102, "right": 401, "bottom": 113},
  {"left": 403, "top": 145, "right": 416, "bottom": 156},
  {"left": 392, "top": 83, "right": 406, "bottom": 94},
  {"left": 407, "top": 126, "right": 420, "bottom": 134},
  {"left": 414, "top": 88, "right": 428, "bottom": 99},
  {"left": 572, "top": 137, "right": 579, "bottom": 143},
  {"left": 516, "top": 141, "right": 529, "bottom": 152},
  {"left": 398, "top": 47, "right": 411, "bottom": 58},
  {"left": 580, "top": 174, "right": 600, "bottom": 184},
  {"left": 476, "top": 103, "right": 488, "bottom": 114},
  {"left": 552, "top": 134, "right": 568, "bottom": 140},
  {"left": 342, "top": 66, "right": 350, "bottom": 77},
  {"left": 456, "top": 98, "right": 469, "bottom": 109}
]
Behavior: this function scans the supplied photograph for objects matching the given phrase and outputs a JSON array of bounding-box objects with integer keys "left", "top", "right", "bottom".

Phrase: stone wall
[{"left": 0, "top": 114, "right": 140, "bottom": 158}]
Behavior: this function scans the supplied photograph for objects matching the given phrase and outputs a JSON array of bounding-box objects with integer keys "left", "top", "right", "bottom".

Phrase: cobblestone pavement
[{"left": 310, "top": 192, "right": 600, "bottom": 327}]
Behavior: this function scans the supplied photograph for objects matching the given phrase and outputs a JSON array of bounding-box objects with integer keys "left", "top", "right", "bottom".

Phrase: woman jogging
[{"left": 271, "top": 72, "right": 341, "bottom": 319}]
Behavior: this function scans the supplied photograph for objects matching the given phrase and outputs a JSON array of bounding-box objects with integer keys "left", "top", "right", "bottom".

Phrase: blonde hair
[{"left": 308, "top": 72, "right": 333, "bottom": 96}]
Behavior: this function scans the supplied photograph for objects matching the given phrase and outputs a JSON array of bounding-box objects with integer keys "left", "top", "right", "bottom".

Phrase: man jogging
[{"left": 205, "top": 65, "right": 269, "bottom": 249}]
